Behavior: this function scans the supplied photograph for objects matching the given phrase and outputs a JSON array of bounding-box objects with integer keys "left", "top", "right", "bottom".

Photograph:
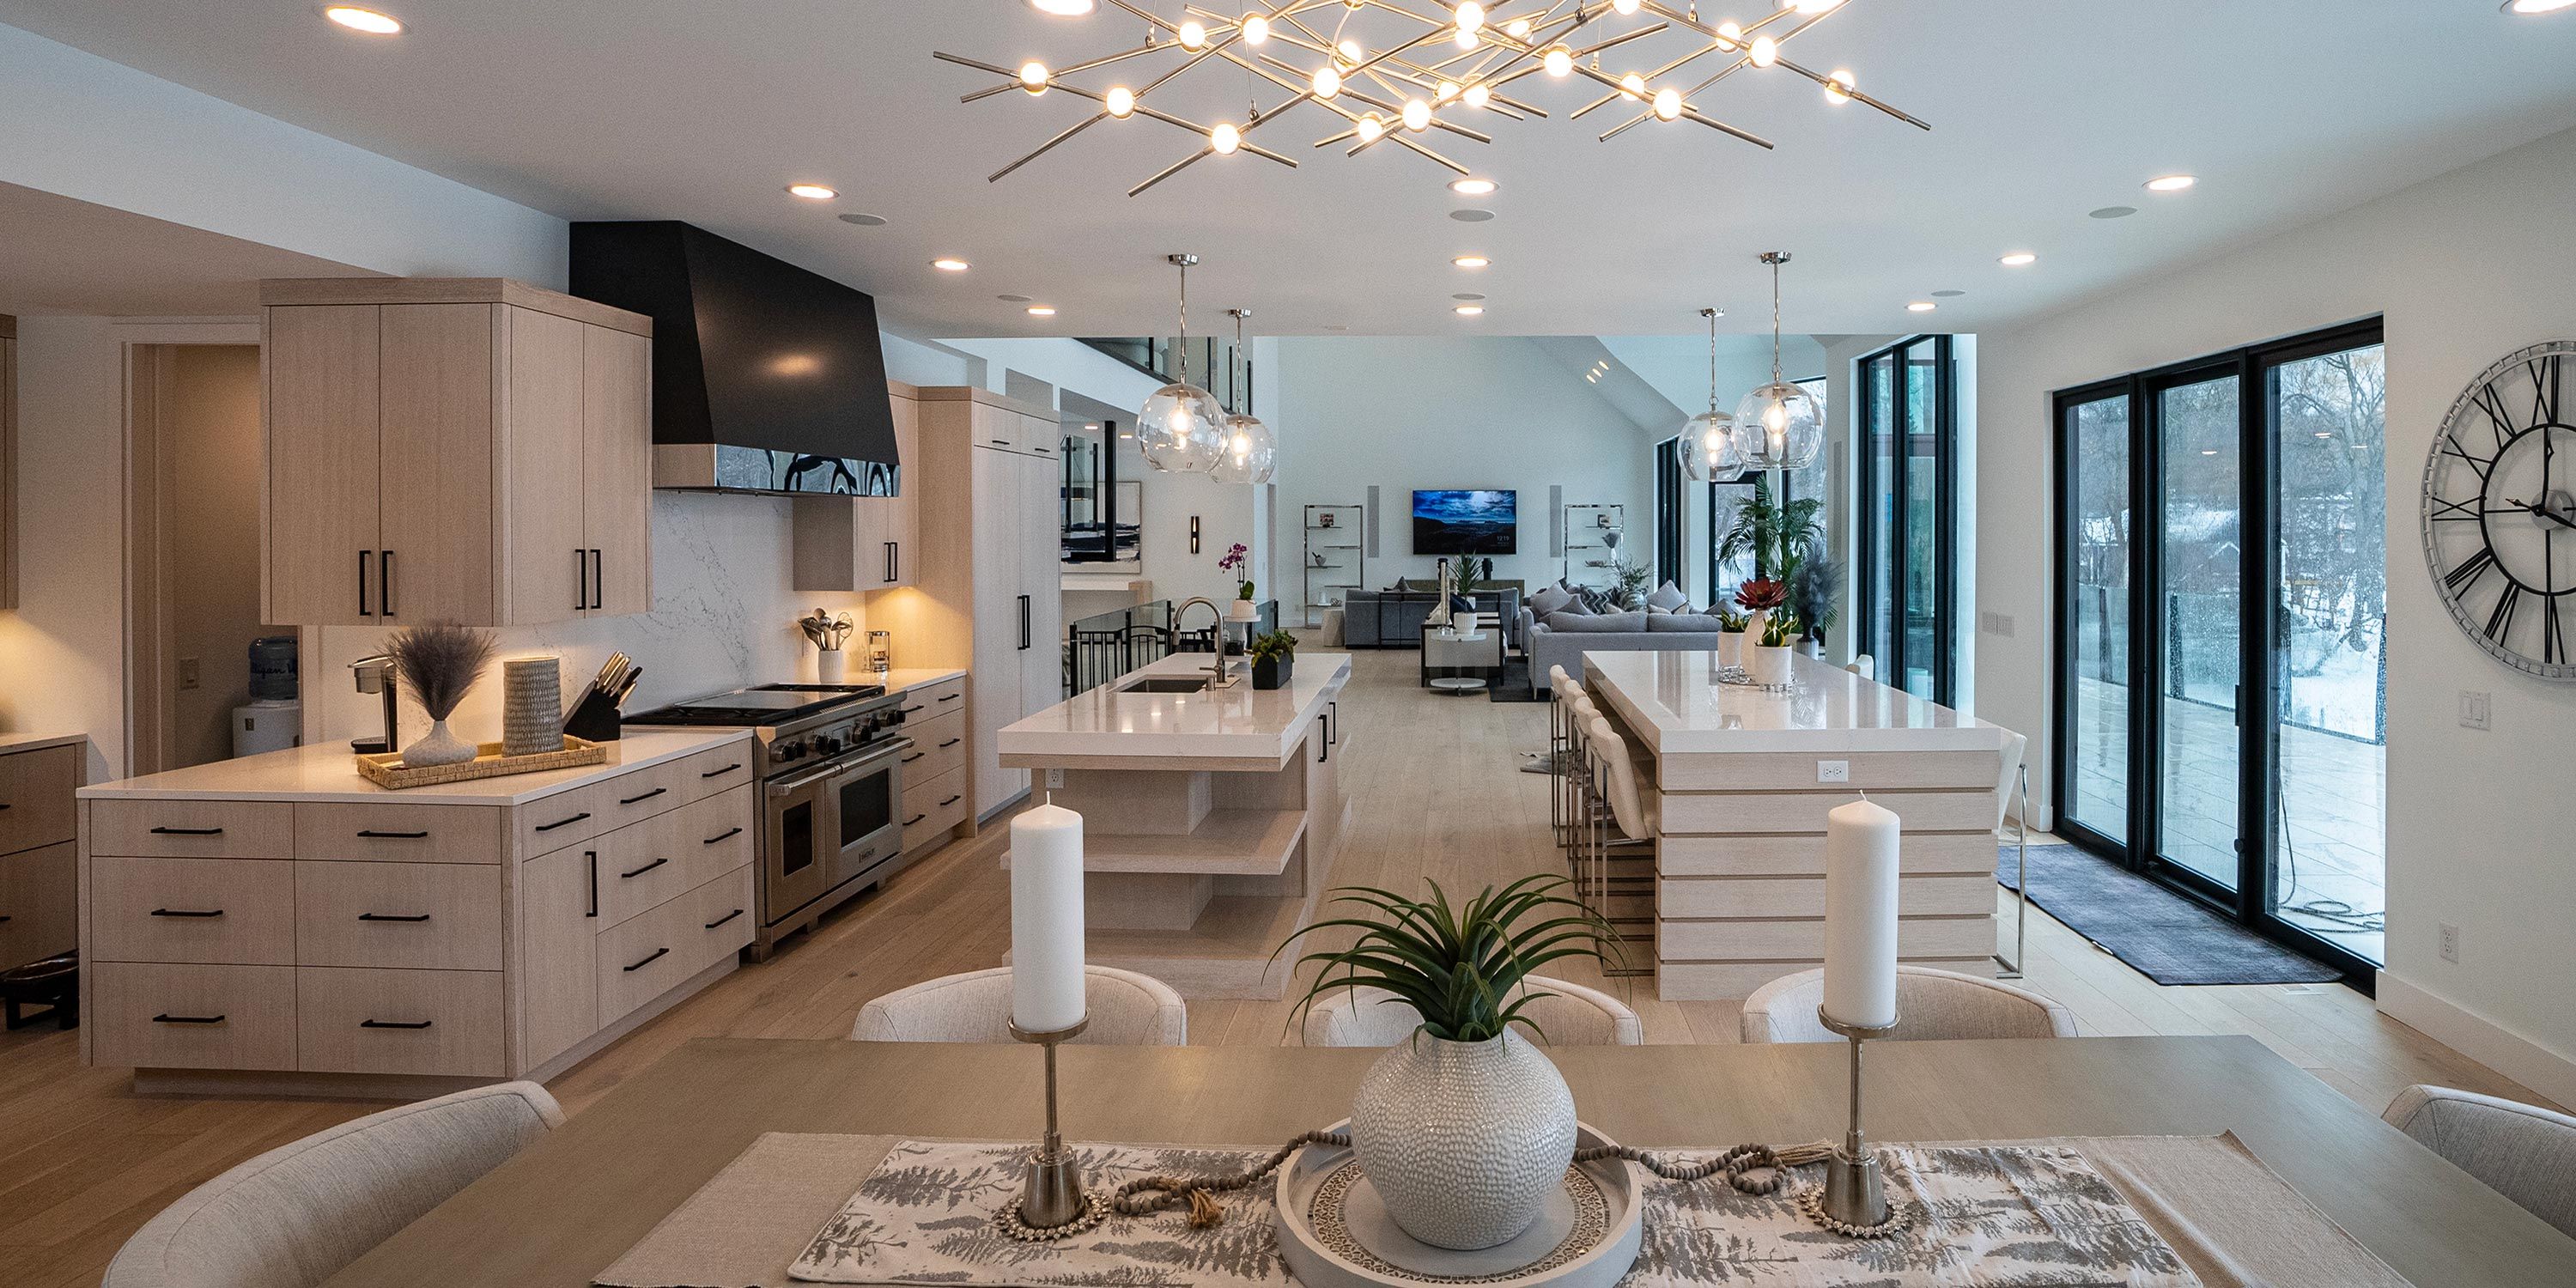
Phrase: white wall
[
  {"left": 1270, "top": 337, "right": 1657, "bottom": 600},
  {"left": 0, "top": 317, "right": 125, "bottom": 781},
  {"left": 1976, "top": 123, "right": 2576, "bottom": 1103}
]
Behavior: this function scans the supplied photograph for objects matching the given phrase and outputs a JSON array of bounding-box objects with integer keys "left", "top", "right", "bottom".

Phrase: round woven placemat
[{"left": 1306, "top": 1161, "right": 1608, "bottom": 1285}]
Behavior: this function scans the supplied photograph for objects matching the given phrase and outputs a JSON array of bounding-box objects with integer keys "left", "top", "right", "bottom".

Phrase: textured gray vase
[
  {"left": 402, "top": 718, "right": 476, "bottom": 769},
  {"left": 503, "top": 658, "right": 565, "bottom": 756},
  {"left": 1348, "top": 1030, "right": 1577, "bottom": 1250}
]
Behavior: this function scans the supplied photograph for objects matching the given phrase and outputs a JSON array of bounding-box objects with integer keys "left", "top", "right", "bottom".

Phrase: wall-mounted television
[{"left": 1413, "top": 489, "right": 1517, "bottom": 555}]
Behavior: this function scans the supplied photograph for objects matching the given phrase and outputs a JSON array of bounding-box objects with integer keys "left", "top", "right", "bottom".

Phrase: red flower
[{"left": 1735, "top": 577, "right": 1788, "bottom": 611}]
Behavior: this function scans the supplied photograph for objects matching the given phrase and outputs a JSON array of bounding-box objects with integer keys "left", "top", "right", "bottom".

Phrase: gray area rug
[{"left": 1998, "top": 842, "right": 2341, "bottom": 986}]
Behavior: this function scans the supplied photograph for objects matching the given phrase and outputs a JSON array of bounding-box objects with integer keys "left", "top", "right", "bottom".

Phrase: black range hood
[{"left": 571, "top": 220, "right": 898, "bottom": 495}]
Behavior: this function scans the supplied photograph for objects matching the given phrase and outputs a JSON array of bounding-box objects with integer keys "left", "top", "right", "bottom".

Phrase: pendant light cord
[
  {"left": 1176, "top": 258, "right": 1191, "bottom": 386},
  {"left": 1769, "top": 255, "right": 1784, "bottom": 386},
  {"left": 1708, "top": 307, "right": 1720, "bottom": 416}
]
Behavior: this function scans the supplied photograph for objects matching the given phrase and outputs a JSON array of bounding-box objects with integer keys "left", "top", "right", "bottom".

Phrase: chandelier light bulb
[
  {"left": 1749, "top": 36, "right": 1777, "bottom": 68},
  {"left": 1312, "top": 66, "right": 1342, "bottom": 98},
  {"left": 1437, "top": 80, "right": 1460, "bottom": 103},
  {"left": 1456, "top": 27, "right": 1477, "bottom": 48},
  {"left": 1018, "top": 61, "right": 1051, "bottom": 92},
  {"left": 1338, "top": 37, "right": 1364, "bottom": 64},
  {"left": 1543, "top": 45, "right": 1574, "bottom": 76},
  {"left": 1462, "top": 82, "right": 1492, "bottom": 109},
  {"left": 1455, "top": 2, "right": 1485, "bottom": 33},
  {"left": 1177, "top": 20, "right": 1207, "bottom": 49},
  {"left": 1211, "top": 122, "right": 1242, "bottom": 154},
  {"left": 1357, "top": 112, "right": 1386, "bottom": 143},
  {"left": 1505, "top": 17, "right": 1531, "bottom": 39},
  {"left": 1614, "top": 0, "right": 1643, "bottom": 12},
  {"left": 1105, "top": 85, "right": 1135, "bottom": 117},
  {"left": 1765, "top": 402, "right": 1789, "bottom": 432},
  {"left": 1715, "top": 20, "right": 1741, "bottom": 49},
  {"left": 1826, "top": 70, "right": 1855, "bottom": 103},
  {"left": 1242, "top": 13, "right": 1269, "bottom": 44},
  {"left": 1402, "top": 98, "right": 1432, "bottom": 131},
  {"left": 1653, "top": 87, "right": 1682, "bottom": 120},
  {"left": 1620, "top": 71, "right": 1645, "bottom": 100},
  {"left": 1027, "top": 0, "right": 1096, "bottom": 14}
]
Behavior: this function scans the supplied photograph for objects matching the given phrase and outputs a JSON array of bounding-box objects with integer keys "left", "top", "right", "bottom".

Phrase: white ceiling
[
  {"left": 0, "top": 182, "right": 371, "bottom": 316},
  {"left": 3, "top": 1, "right": 2572, "bottom": 337}
]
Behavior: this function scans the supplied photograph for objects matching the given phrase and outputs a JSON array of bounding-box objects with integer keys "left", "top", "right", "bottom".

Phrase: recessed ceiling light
[
  {"left": 2505, "top": 0, "right": 2575, "bottom": 14},
  {"left": 2089, "top": 205, "right": 2137, "bottom": 220},
  {"left": 1930, "top": 289, "right": 1965, "bottom": 298},
  {"left": 998, "top": 293, "right": 1031, "bottom": 302},
  {"left": 1026, "top": 306, "right": 1058, "bottom": 316},
  {"left": 1999, "top": 252, "right": 2037, "bottom": 266},
  {"left": 1028, "top": 0, "right": 1097, "bottom": 13},
  {"left": 1453, "top": 255, "right": 1491, "bottom": 269},
  {"left": 1587, "top": 373, "right": 1599, "bottom": 382},
  {"left": 1450, "top": 177, "right": 1498, "bottom": 195},
  {"left": 2144, "top": 174, "right": 2196, "bottom": 192},
  {"left": 1453, "top": 292, "right": 1486, "bottom": 301},
  {"left": 2202, "top": 448, "right": 2220, "bottom": 456},
  {"left": 1455, "top": 304, "right": 1485, "bottom": 316},
  {"left": 931, "top": 258, "right": 970, "bottom": 271},
  {"left": 1323, "top": 325, "right": 1349, "bottom": 331},
  {"left": 1084, "top": 423, "right": 1101, "bottom": 430},
  {"left": 787, "top": 183, "right": 838, "bottom": 201},
  {"left": 1450, "top": 209, "right": 1495, "bottom": 222},
  {"left": 838, "top": 212, "right": 888, "bottom": 227},
  {"left": 1906, "top": 301, "right": 1936, "bottom": 313},
  {"left": 324, "top": 6, "right": 404, "bottom": 34}
]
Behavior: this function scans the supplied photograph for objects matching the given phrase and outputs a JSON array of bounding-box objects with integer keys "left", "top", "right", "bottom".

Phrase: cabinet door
[
  {"left": 789, "top": 495, "right": 890, "bottom": 592},
  {"left": 377, "top": 303, "right": 498, "bottom": 623},
  {"left": 1021, "top": 453, "right": 1064, "bottom": 708},
  {"left": 970, "top": 403, "right": 1020, "bottom": 453},
  {"left": 516, "top": 841, "right": 597, "bottom": 1073},
  {"left": 503, "top": 307, "right": 590, "bottom": 623},
  {"left": 1022, "top": 411, "right": 1060, "bottom": 460},
  {"left": 584, "top": 325, "right": 653, "bottom": 616},
  {"left": 885, "top": 392, "right": 920, "bottom": 587},
  {"left": 970, "top": 448, "right": 1026, "bottom": 817},
  {"left": 265, "top": 306, "right": 381, "bottom": 625}
]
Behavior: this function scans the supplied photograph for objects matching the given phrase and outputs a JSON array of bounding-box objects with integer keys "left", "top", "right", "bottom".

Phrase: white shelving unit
[
  {"left": 1561, "top": 503, "right": 1626, "bottom": 592},
  {"left": 1302, "top": 504, "right": 1365, "bottom": 629}
]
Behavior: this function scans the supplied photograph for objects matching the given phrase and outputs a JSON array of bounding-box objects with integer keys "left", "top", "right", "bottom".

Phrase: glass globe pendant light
[
  {"left": 1732, "top": 251, "right": 1825, "bottom": 471},
  {"left": 1208, "top": 307, "right": 1277, "bottom": 485},
  {"left": 1139, "top": 252, "right": 1226, "bottom": 473},
  {"left": 1678, "top": 307, "right": 1746, "bottom": 483}
]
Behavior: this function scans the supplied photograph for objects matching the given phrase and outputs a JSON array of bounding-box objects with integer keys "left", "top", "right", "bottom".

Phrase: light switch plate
[
  {"left": 2458, "top": 691, "right": 2491, "bottom": 731},
  {"left": 178, "top": 657, "right": 201, "bottom": 690},
  {"left": 1817, "top": 760, "right": 1850, "bottom": 784}
]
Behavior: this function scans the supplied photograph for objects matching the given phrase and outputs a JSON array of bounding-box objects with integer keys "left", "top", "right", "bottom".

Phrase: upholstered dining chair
[
  {"left": 1301, "top": 975, "right": 1644, "bottom": 1047},
  {"left": 1846, "top": 654, "right": 1875, "bottom": 680},
  {"left": 103, "top": 1081, "right": 563, "bottom": 1288},
  {"left": 1740, "top": 965, "right": 2078, "bottom": 1042},
  {"left": 2382, "top": 1084, "right": 2576, "bottom": 1238},
  {"left": 850, "top": 965, "right": 1188, "bottom": 1044}
]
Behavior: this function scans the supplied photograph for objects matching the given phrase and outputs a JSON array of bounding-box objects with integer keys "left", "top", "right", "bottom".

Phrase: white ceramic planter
[
  {"left": 1717, "top": 631, "right": 1744, "bottom": 668},
  {"left": 1750, "top": 644, "right": 1795, "bottom": 687},
  {"left": 1348, "top": 1030, "right": 1577, "bottom": 1251}
]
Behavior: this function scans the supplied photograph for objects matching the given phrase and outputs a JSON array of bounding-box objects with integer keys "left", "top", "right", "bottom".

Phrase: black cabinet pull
[
  {"left": 991, "top": 437, "right": 1012, "bottom": 447},
  {"left": 0, "top": 915, "right": 11, "bottom": 924},
  {"left": 0, "top": 803, "right": 11, "bottom": 811},
  {"left": 360, "top": 1018, "right": 434, "bottom": 1030},
  {"left": 585, "top": 851, "right": 598, "bottom": 919},
  {"left": 152, "top": 1013, "right": 226, "bottom": 1024},
  {"left": 1019, "top": 594, "right": 1031, "bottom": 650},
  {"left": 356, "top": 912, "right": 431, "bottom": 923},
  {"left": 620, "top": 855, "right": 669, "bottom": 879},
  {"left": 356, "top": 829, "right": 429, "bottom": 840},
  {"left": 574, "top": 548, "right": 588, "bottom": 611},
  {"left": 899, "top": 704, "right": 924, "bottom": 714},
  {"left": 149, "top": 908, "right": 223, "bottom": 919},
  {"left": 702, "top": 827, "right": 744, "bottom": 845},
  {"left": 358, "top": 550, "right": 373, "bottom": 617},
  {"left": 938, "top": 692, "right": 962, "bottom": 702},
  {"left": 701, "top": 762, "right": 743, "bottom": 780},
  {"left": 703, "top": 908, "right": 744, "bottom": 931},
  {"left": 150, "top": 826, "right": 223, "bottom": 836},
  {"left": 890, "top": 541, "right": 901, "bottom": 583},
  {"left": 1328, "top": 701, "right": 1339, "bottom": 747},
  {"left": 904, "top": 812, "right": 927, "bottom": 826},
  {"left": 619, "top": 786, "right": 669, "bottom": 805},
  {"left": 623, "top": 946, "right": 669, "bottom": 973},
  {"left": 380, "top": 550, "right": 395, "bottom": 617},
  {"left": 1318, "top": 714, "right": 1329, "bottom": 763},
  {"left": 535, "top": 811, "right": 591, "bottom": 833},
  {"left": 884, "top": 541, "right": 896, "bottom": 585},
  {"left": 901, "top": 751, "right": 924, "bottom": 764},
  {"left": 939, "top": 738, "right": 961, "bottom": 749},
  {"left": 591, "top": 550, "right": 605, "bottom": 610},
  {"left": 939, "top": 794, "right": 962, "bottom": 807}
]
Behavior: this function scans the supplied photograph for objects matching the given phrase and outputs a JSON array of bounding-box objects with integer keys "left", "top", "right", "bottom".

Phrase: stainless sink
[{"left": 1116, "top": 677, "right": 1216, "bottom": 694}]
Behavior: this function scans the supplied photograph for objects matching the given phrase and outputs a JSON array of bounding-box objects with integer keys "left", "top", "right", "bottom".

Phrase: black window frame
[{"left": 1855, "top": 336, "right": 1958, "bottom": 704}]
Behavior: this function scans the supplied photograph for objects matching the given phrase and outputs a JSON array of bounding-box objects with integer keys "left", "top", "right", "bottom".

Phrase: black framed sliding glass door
[
  {"left": 2051, "top": 319, "right": 2387, "bottom": 977},
  {"left": 1856, "top": 336, "right": 1956, "bottom": 703}
]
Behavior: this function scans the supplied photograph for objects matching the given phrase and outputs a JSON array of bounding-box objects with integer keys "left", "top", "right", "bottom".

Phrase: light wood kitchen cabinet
[
  {"left": 793, "top": 380, "right": 920, "bottom": 592},
  {"left": 1, "top": 314, "right": 17, "bottom": 609},
  {"left": 260, "top": 279, "right": 653, "bottom": 627},
  {"left": 0, "top": 738, "right": 86, "bottom": 972}
]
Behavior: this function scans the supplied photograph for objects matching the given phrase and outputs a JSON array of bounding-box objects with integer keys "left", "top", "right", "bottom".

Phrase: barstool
[
  {"left": 0, "top": 951, "right": 78, "bottom": 1030},
  {"left": 1580, "top": 715, "right": 1657, "bottom": 977}
]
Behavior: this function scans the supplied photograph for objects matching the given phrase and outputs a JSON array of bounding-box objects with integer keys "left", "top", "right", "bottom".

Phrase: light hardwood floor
[{"left": 0, "top": 644, "right": 2550, "bottom": 1286}]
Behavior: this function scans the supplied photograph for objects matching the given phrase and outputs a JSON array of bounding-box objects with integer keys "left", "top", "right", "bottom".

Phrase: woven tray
[{"left": 355, "top": 737, "right": 607, "bottom": 790}]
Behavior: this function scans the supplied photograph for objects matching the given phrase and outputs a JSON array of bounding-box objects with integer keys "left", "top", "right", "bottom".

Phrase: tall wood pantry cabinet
[
  {"left": 863, "top": 387, "right": 1062, "bottom": 820},
  {"left": 1, "top": 313, "right": 15, "bottom": 610},
  {"left": 790, "top": 380, "right": 922, "bottom": 592},
  {"left": 260, "top": 279, "right": 653, "bottom": 627}
]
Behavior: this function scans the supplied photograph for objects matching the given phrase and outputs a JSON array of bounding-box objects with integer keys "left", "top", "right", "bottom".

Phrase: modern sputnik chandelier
[
  {"left": 939, "top": 0, "right": 1927, "bottom": 197},
  {"left": 1679, "top": 306, "right": 1744, "bottom": 483}
]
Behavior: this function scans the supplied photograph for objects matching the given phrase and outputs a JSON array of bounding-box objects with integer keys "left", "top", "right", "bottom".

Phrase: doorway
[{"left": 125, "top": 343, "right": 295, "bottom": 774}]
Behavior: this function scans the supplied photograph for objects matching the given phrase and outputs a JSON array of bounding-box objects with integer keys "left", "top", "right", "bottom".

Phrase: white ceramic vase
[
  {"left": 1348, "top": 1030, "right": 1577, "bottom": 1251},
  {"left": 817, "top": 648, "right": 848, "bottom": 684},
  {"left": 402, "top": 718, "right": 476, "bottom": 769},
  {"left": 1751, "top": 644, "right": 1795, "bottom": 687},
  {"left": 1717, "top": 631, "right": 1744, "bottom": 669}
]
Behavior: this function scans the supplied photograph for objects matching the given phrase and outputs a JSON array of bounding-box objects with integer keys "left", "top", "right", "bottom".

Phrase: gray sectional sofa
[
  {"left": 1342, "top": 585, "right": 1523, "bottom": 648},
  {"left": 1519, "top": 609, "right": 1726, "bottom": 696}
]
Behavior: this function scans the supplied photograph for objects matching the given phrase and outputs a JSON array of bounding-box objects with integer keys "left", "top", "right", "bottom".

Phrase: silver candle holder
[
  {"left": 1816, "top": 1009, "right": 1900, "bottom": 1232},
  {"left": 1000, "top": 1017, "right": 1103, "bottom": 1238}
]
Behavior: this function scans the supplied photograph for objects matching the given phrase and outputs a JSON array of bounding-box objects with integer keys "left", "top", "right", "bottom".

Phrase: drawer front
[
  {"left": 0, "top": 840, "right": 76, "bottom": 967},
  {"left": 91, "top": 799, "right": 294, "bottom": 860},
  {"left": 675, "top": 741, "right": 756, "bottom": 806},
  {"left": 0, "top": 744, "right": 79, "bottom": 854},
  {"left": 899, "top": 710, "right": 967, "bottom": 785},
  {"left": 90, "top": 857, "right": 296, "bottom": 965},
  {"left": 519, "top": 782, "right": 613, "bottom": 855},
  {"left": 295, "top": 802, "right": 503, "bottom": 864},
  {"left": 91, "top": 962, "right": 297, "bottom": 1071},
  {"left": 295, "top": 861, "right": 502, "bottom": 970},
  {"left": 902, "top": 768, "right": 969, "bottom": 854},
  {"left": 295, "top": 967, "right": 504, "bottom": 1077},
  {"left": 597, "top": 867, "right": 750, "bottom": 1025},
  {"left": 593, "top": 787, "right": 751, "bottom": 928},
  {"left": 914, "top": 676, "right": 967, "bottom": 713}
]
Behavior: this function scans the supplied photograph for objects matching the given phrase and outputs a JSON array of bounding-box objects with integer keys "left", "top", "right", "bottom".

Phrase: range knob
[
  {"left": 774, "top": 738, "right": 806, "bottom": 762},
  {"left": 813, "top": 732, "right": 844, "bottom": 756}
]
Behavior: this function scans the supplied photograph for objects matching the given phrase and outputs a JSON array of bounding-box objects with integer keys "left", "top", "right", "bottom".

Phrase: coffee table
[{"left": 1421, "top": 617, "right": 1502, "bottom": 691}]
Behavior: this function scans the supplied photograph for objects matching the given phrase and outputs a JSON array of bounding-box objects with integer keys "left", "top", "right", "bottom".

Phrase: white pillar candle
[
  {"left": 1011, "top": 803, "right": 1088, "bottom": 1033},
  {"left": 1821, "top": 797, "right": 1902, "bottom": 1028}
]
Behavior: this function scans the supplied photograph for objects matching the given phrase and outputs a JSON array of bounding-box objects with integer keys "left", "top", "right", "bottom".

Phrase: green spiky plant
[{"left": 1278, "top": 876, "right": 1620, "bottom": 1043}]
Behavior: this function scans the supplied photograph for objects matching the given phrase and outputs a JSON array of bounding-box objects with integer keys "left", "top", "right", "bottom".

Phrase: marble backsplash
[{"left": 311, "top": 490, "right": 870, "bottom": 749}]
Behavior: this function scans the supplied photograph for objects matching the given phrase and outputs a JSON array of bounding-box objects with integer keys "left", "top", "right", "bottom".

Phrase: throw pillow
[
  {"left": 1528, "top": 585, "right": 1577, "bottom": 617},
  {"left": 1645, "top": 580, "right": 1689, "bottom": 613},
  {"left": 1574, "top": 586, "right": 1616, "bottom": 614}
]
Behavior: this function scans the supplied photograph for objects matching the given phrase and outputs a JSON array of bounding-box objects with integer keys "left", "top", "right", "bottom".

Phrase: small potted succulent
[
  {"left": 1249, "top": 629, "right": 1297, "bottom": 690},
  {"left": 1735, "top": 577, "right": 1795, "bottom": 686},
  {"left": 1278, "top": 876, "right": 1621, "bottom": 1251}
]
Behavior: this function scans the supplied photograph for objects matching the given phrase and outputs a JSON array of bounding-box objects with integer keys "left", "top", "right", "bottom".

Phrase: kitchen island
[
  {"left": 1580, "top": 650, "right": 2009, "bottom": 1001},
  {"left": 997, "top": 651, "right": 1352, "bottom": 999}
]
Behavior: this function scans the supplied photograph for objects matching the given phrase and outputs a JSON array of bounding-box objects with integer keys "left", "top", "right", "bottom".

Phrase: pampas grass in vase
[{"left": 388, "top": 620, "right": 496, "bottom": 768}]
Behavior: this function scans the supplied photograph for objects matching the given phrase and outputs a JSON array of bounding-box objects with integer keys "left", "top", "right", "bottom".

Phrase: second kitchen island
[{"left": 997, "top": 651, "right": 1352, "bottom": 999}]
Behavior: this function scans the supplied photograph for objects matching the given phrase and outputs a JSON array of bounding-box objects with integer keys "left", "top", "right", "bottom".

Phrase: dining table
[{"left": 319, "top": 1034, "right": 2576, "bottom": 1287}]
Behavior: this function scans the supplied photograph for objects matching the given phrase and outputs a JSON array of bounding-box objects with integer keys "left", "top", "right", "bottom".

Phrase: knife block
[{"left": 562, "top": 688, "right": 624, "bottom": 743}]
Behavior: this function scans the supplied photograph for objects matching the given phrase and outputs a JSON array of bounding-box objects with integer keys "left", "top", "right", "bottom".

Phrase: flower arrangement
[
  {"left": 1734, "top": 576, "right": 1789, "bottom": 613},
  {"left": 1218, "top": 543, "right": 1252, "bottom": 600}
]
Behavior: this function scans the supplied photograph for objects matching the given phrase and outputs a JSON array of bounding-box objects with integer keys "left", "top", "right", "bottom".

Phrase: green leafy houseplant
[
  {"left": 1759, "top": 610, "right": 1801, "bottom": 647},
  {"left": 1610, "top": 554, "right": 1650, "bottom": 611},
  {"left": 1716, "top": 489, "right": 1826, "bottom": 582},
  {"left": 1716, "top": 606, "right": 1750, "bottom": 633},
  {"left": 1249, "top": 629, "right": 1297, "bottom": 664},
  {"left": 1279, "top": 875, "right": 1620, "bottom": 1042}
]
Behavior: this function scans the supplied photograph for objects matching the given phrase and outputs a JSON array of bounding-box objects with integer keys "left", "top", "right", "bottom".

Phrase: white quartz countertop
[
  {"left": 0, "top": 732, "right": 88, "bottom": 756},
  {"left": 1584, "top": 651, "right": 2008, "bottom": 754},
  {"left": 999, "top": 652, "right": 1352, "bottom": 764},
  {"left": 881, "top": 668, "right": 967, "bottom": 695},
  {"left": 77, "top": 729, "right": 753, "bottom": 805}
]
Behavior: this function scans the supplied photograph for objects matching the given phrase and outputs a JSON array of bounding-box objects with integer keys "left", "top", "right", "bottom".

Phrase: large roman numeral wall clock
[{"left": 2422, "top": 339, "right": 2576, "bottom": 679}]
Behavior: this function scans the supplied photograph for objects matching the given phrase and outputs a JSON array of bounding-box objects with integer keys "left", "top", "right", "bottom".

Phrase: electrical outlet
[
  {"left": 1816, "top": 760, "right": 1850, "bottom": 784},
  {"left": 2439, "top": 922, "right": 2460, "bottom": 964},
  {"left": 2458, "top": 691, "right": 2491, "bottom": 731},
  {"left": 177, "top": 657, "right": 201, "bottom": 690},
  {"left": 1979, "top": 611, "right": 2016, "bottom": 638},
  {"left": 1045, "top": 768, "right": 1066, "bottom": 789}
]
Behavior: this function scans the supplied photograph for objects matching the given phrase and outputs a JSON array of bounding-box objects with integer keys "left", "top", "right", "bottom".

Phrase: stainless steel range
[{"left": 626, "top": 683, "right": 913, "bottom": 960}]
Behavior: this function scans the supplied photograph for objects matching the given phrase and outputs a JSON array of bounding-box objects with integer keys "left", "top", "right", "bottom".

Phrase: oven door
[
  {"left": 823, "top": 738, "right": 908, "bottom": 891},
  {"left": 762, "top": 756, "right": 842, "bottom": 926}
]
